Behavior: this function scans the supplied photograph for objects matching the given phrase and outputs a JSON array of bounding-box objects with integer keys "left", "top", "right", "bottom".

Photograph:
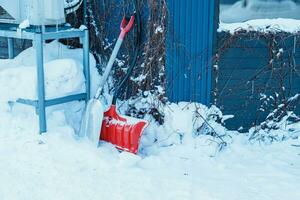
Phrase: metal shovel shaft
[
  {"left": 94, "top": 38, "right": 124, "bottom": 99},
  {"left": 79, "top": 37, "right": 123, "bottom": 140},
  {"left": 94, "top": 16, "right": 135, "bottom": 99}
]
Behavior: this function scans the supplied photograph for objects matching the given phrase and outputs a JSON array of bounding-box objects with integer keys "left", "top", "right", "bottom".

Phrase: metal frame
[{"left": 0, "top": 24, "right": 90, "bottom": 134}]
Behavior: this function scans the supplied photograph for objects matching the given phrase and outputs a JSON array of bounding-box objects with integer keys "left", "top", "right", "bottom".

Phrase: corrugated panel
[{"left": 166, "top": 0, "right": 216, "bottom": 104}]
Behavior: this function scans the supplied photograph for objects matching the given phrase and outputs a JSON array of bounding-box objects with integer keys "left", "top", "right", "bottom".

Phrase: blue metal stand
[
  {"left": 7, "top": 38, "right": 14, "bottom": 59},
  {"left": 1, "top": 24, "right": 90, "bottom": 134},
  {"left": 35, "top": 31, "right": 47, "bottom": 132}
]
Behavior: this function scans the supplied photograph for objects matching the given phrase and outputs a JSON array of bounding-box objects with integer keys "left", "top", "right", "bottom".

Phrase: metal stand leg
[
  {"left": 83, "top": 29, "right": 90, "bottom": 101},
  {"left": 35, "top": 32, "right": 47, "bottom": 134},
  {"left": 7, "top": 38, "right": 14, "bottom": 59}
]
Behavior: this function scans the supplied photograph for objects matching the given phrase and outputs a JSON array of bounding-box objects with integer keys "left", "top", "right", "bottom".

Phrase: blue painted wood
[
  {"left": 166, "top": 0, "right": 216, "bottom": 104},
  {"left": 216, "top": 32, "right": 300, "bottom": 130},
  {"left": 201, "top": 0, "right": 208, "bottom": 103},
  {"left": 207, "top": 0, "right": 216, "bottom": 105}
]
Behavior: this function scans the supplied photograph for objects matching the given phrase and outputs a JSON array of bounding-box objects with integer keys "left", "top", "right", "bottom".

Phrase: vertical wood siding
[{"left": 166, "top": 0, "right": 216, "bottom": 104}]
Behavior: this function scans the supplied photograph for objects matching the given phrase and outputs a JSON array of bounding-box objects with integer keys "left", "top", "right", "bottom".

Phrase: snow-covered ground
[{"left": 0, "top": 42, "right": 300, "bottom": 200}]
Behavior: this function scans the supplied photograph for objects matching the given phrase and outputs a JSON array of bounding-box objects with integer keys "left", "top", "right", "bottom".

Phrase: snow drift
[
  {"left": 0, "top": 41, "right": 299, "bottom": 200},
  {"left": 0, "top": 59, "right": 85, "bottom": 101}
]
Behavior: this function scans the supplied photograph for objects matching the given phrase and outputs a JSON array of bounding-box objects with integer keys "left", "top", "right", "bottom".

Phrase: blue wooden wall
[
  {"left": 216, "top": 32, "right": 300, "bottom": 130},
  {"left": 166, "top": 0, "right": 216, "bottom": 104}
]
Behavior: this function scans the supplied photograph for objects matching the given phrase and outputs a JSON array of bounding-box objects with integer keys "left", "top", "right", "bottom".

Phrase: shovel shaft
[
  {"left": 94, "top": 16, "right": 135, "bottom": 100},
  {"left": 95, "top": 37, "right": 123, "bottom": 99}
]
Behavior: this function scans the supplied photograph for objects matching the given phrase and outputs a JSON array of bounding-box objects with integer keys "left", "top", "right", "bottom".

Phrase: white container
[{"left": 0, "top": 0, "right": 65, "bottom": 25}]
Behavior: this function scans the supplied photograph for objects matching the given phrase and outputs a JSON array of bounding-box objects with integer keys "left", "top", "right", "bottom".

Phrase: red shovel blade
[{"left": 100, "top": 105, "right": 148, "bottom": 154}]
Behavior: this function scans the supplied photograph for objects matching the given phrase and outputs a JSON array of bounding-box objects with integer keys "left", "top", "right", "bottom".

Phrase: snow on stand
[{"left": 0, "top": 41, "right": 300, "bottom": 200}]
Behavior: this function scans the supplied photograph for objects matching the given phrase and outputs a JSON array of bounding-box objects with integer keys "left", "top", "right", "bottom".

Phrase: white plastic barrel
[{"left": 0, "top": 0, "right": 65, "bottom": 25}]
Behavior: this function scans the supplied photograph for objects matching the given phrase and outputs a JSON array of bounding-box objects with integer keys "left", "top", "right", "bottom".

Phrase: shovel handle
[{"left": 120, "top": 16, "right": 135, "bottom": 39}]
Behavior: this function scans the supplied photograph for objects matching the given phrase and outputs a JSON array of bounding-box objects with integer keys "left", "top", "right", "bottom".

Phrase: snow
[
  {"left": 219, "top": 18, "right": 300, "bottom": 34},
  {"left": 0, "top": 59, "right": 85, "bottom": 101},
  {"left": 155, "top": 25, "right": 164, "bottom": 34},
  {"left": 0, "top": 41, "right": 300, "bottom": 199},
  {"left": 219, "top": 0, "right": 300, "bottom": 34},
  {"left": 64, "top": 0, "right": 82, "bottom": 8},
  {"left": 79, "top": 25, "right": 87, "bottom": 31},
  {"left": 220, "top": 0, "right": 300, "bottom": 23},
  {"left": 18, "top": 19, "right": 30, "bottom": 29},
  {"left": 0, "top": 41, "right": 100, "bottom": 100}
]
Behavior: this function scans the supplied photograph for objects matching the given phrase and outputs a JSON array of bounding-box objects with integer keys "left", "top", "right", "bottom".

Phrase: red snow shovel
[
  {"left": 79, "top": 16, "right": 135, "bottom": 144},
  {"left": 100, "top": 105, "right": 148, "bottom": 154},
  {"left": 100, "top": 13, "right": 148, "bottom": 154}
]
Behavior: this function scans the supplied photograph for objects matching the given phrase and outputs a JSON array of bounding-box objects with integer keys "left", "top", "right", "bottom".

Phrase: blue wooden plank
[
  {"left": 219, "top": 57, "right": 269, "bottom": 70},
  {"left": 220, "top": 45, "right": 298, "bottom": 60},
  {"left": 174, "top": 0, "right": 180, "bottom": 102},
  {"left": 196, "top": 0, "right": 204, "bottom": 102},
  {"left": 190, "top": 0, "right": 198, "bottom": 102},
  {"left": 200, "top": 0, "right": 208, "bottom": 103},
  {"left": 218, "top": 32, "right": 268, "bottom": 48},
  {"left": 166, "top": 0, "right": 174, "bottom": 100},
  {"left": 207, "top": 0, "right": 216, "bottom": 105},
  {"left": 179, "top": 0, "right": 185, "bottom": 101},
  {"left": 193, "top": 0, "right": 202, "bottom": 102},
  {"left": 216, "top": 32, "right": 300, "bottom": 130},
  {"left": 185, "top": 0, "right": 191, "bottom": 101},
  {"left": 219, "top": 47, "right": 269, "bottom": 59},
  {"left": 170, "top": 0, "right": 175, "bottom": 100}
]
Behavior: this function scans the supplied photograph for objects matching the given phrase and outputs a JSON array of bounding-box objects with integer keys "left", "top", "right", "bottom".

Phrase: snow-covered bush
[
  {"left": 249, "top": 94, "right": 300, "bottom": 143},
  {"left": 124, "top": 99, "right": 235, "bottom": 154}
]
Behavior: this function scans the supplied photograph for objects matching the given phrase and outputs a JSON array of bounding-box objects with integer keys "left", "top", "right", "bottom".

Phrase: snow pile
[
  {"left": 1, "top": 101, "right": 300, "bottom": 199},
  {"left": 0, "top": 40, "right": 99, "bottom": 134},
  {"left": 1, "top": 93, "right": 300, "bottom": 200},
  {"left": 140, "top": 102, "right": 233, "bottom": 154},
  {"left": 0, "top": 41, "right": 100, "bottom": 99},
  {"left": 219, "top": 18, "right": 300, "bottom": 34},
  {"left": 0, "top": 59, "right": 85, "bottom": 101},
  {"left": 0, "top": 41, "right": 300, "bottom": 199},
  {"left": 249, "top": 120, "right": 300, "bottom": 144},
  {"left": 249, "top": 111, "right": 300, "bottom": 144}
]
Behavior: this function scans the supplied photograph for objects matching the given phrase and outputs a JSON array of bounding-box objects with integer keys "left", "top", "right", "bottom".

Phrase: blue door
[{"left": 166, "top": 0, "right": 216, "bottom": 105}]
